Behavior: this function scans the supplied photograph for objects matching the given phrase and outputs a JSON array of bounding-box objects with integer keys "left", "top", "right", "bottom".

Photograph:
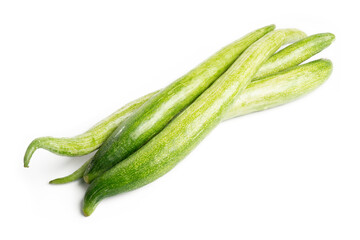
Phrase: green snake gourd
[{"left": 82, "top": 29, "right": 307, "bottom": 215}]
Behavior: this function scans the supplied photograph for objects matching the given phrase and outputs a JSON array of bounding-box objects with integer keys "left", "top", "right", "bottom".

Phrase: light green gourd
[
  {"left": 50, "top": 59, "right": 333, "bottom": 185},
  {"left": 25, "top": 32, "right": 335, "bottom": 169}
]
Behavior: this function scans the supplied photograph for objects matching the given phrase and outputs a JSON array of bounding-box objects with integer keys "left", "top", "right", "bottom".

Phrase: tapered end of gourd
[
  {"left": 83, "top": 208, "right": 92, "bottom": 217},
  {"left": 49, "top": 158, "right": 91, "bottom": 184},
  {"left": 265, "top": 24, "right": 276, "bottom": 31},
  {"left": 49, "top": 179, "right": 60, "bottom": 184},
  {"left": 319, "top": 58, "right": 333, "bottom": 75},
  {"left": 324, "top": 33, "right": 335, "bottom": 42},
  {"left": 82, "top": 180, "right": 103, "bottom": 216},
  {"left": 260, "top": 24, "right": 276, "bottom": 35},
  {"left": 82, "top": 200, "right": 97, "bottom": 217},
  {"left": 313, "top": 32, "right": 336, "bottom": 48},
  {"left": 49, "top": 177, "right": 75, "bottom": 185},
  {"left": 324, "top": 33, "right": 336, "bottom": 48},
  {"left": 49, "top": 173, "right": 80, "bottom": 184},
  {"left": 24, "top": 138, "right": 42, "bottom": 167}
]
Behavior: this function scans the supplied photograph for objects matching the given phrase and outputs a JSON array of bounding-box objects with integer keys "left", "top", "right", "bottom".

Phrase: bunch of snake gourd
[{"left": 24, "top": 25, "right": 335, "bottom": 216}]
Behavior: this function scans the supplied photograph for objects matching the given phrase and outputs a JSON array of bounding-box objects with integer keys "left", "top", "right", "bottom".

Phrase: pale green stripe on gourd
[
  {"left": 50, "top": 59, "right": 332, "bottom": 185},
  {"left": 24, "top": 25, "right": 276, "bottom": 168},
  {"left": 223, "top": 59, "right": 332, "bottom": 119},
  {"left": 84, "top": 26, "right": 301, "bottom": 183},
  {"left": 82, "top": 29, "right": 304, "bottom": 216}
]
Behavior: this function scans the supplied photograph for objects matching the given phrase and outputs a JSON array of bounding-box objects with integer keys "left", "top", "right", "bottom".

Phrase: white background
[{"left": 1, "top": 0, "right": 359, "bottom": 239}]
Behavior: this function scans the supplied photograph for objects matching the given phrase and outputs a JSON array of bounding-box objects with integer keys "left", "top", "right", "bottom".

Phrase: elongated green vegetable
[
  {"left": 83, "top": 26, "right": 294, "bottom": 183},
  {"left": 32, "top": 31, "right": 334, "bottom": 185},
  {"left": 50, "top": 59, "right": 332, "bottom": 185},
  {"left": 223, "top": 59, "right": 332, "bottom": 119},
  {"left": 25, "top": 25, "right": 276, "bottom": 168},
  {"left": 49, "top": 158, "right": 92, "bottom": 184},
  {"left": 253, "top": 33, "right": 335, "bottom": 80},
  {"left": 24, "top": 92, "right": 156, "bottom": 167},
  {"left": 83, "top": 29, "right": 306, "bottom": 183},
  {"left": 25, "top": 31, "right": 337, "bottom": 169},
  {"left": 82, "top": 29, "right": 305, "bottom": 215}
]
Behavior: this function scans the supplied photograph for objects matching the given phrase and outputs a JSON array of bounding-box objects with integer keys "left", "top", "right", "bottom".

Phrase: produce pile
[{"left": 24, "top": 25, "right": 335, "bottom": 216}]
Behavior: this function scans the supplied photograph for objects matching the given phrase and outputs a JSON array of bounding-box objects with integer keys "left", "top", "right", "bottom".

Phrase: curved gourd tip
[
  {"left": 314, "top": 33, "right": 335, "bottom": 45},
  {"left": 312, "top": 58, "right": 333, "bottom": 79},
  {"left": 256, "top": 24, "right": 276, "bottom": 34},
  {"left": 299, "top": 31, "right": 307, "bottom": 39},
  {"left": 83, "top": 180, "right": 101, "bottom": 216},
  {"left": 322, "top": 58, "right": 333, "bottom": 65},
  {"left": 283, "top": 28, "right": 307, "bottom": 42},
  {"left": 49, "top": 176, "right": 78, "bottom": 184},
  {"left": 323, "top": 59, "right": 333, "bottom": 73},
  {"left": 83, "top": 211, "right": 91, "bottom": 217},
  {"left": 82, "top": 203, "right": 96, "bottom": 217},
  {"left": 294, "top": 29, "right": 307, "bottom": 38},
  {"left": 302, "top": 58, "right": 333, "bottom": 70},
  {"left": 324, "top": 33, "right": 335, "bottom": 42},
  {"left": 49, "top": 158, "right": 91, "bottom": 184},
  {"left": 49, "top": 179, "right": 60, "bottom": 184},
  {"left": 317, "top": 58, "right": 333, "bottom": 68},
  {"left": 24, "top": 138, "right": 42, "bottom": 167},
  {"left": 266, "top": 24, "right": 276, "bottom": 31}
]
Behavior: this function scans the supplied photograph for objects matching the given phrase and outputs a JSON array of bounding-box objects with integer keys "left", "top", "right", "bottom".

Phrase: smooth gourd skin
[
  {"left": 83, "top": 29, "right": 306, "bottom": 216},
  {"left": 82, "top": 25, "right": 277, "bottom": 182},
  {"left": 25, "top": 32, "right": 336, "bottom": 168}
]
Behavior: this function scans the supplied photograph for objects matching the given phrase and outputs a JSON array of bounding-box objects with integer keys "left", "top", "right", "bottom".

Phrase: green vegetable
[
  {"left": 83, "top": 28, "right": 306, "bottom": 183},
  {"left": 25, "top": 25, "right": 276, "bottom": 168},
  {"left": 82, "top": 29, "right": 305, "bottom": 216},
  {"left": 23, "top": 92, "right": 156, "bottom": 168},
  {"left": 50, "top": 59, "right": 332, "bottom": 185},
  {"left": 25, "top": 31, "right": 337, "bottom": 169},
  {"left": 223, "top": 59, "right": 332, "bottom": 119},
  {"left": 49, "top": 158, "right": 92, "bottom": 184},
  {"left": 253, "top": 33, "right": 335, "bottom": 80},
  {"left": 82, "top": 25, "right": 285, "bottom": 183}
]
